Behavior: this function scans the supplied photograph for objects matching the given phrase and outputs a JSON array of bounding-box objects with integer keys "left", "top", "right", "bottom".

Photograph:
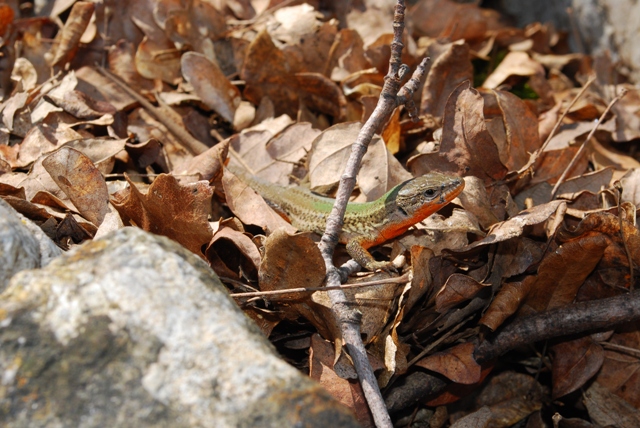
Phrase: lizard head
[{"left": 393, "top": 173, "right": 465, "bottom": 219}]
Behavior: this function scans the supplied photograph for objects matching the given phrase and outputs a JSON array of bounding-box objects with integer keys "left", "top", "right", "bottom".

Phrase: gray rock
[
  {"left": 498, "top": 0, "right": 640, "bottom": 83},
  {"left": 573, "top": 0, "right": 640, "bottom": 83},
  {"left": 0, "top": 198, "right": 62, "bottom": 292},
  {"left": 0, "top": 227, "right": 358, "bottom": 428}
]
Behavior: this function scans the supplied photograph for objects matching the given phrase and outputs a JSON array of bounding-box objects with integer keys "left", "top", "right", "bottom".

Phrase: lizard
[{"left": 227, "top": 165, "right": 465, "bottom": 271}]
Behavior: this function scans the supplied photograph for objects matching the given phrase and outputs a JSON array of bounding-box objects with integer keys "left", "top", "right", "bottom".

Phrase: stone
[
  {"left": 0, "top": 198, "right": 62, "bottom": 292},
  {"left": 0, "top": 227, "right": 357, "bottom": 427}
]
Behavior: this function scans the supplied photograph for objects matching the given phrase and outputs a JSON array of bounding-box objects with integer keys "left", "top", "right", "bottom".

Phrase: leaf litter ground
[{"left": 1, "top": 1, "right": 640, "bottom": 426}]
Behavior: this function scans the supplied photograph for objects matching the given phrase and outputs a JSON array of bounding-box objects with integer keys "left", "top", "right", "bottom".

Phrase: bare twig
[
  {"left": 515, "top": 75, "right": 595, "bottom": 178},
  {"left": 615, "top": 181, "right": 635, "bottom": 291},
  {"left": 316, "top": 2, "right": 428, "bottom": 426},
  {"left": 385, "top": 290, "right": 640, "bottom": 414},
  {"left": 474, "top": 290, "right": 640, "bottom": 362},
  {"left": 230, "top": 273, "right": 411, "bottom": 299},
  {"left": 550, "top": 88, "right": 627, "bottom": 197},
  {"left": 406, "top": 314, "right": 470, "bottom": 367},
  {"left": 95, "top": 66, "right": 209, "bottom": 155}
]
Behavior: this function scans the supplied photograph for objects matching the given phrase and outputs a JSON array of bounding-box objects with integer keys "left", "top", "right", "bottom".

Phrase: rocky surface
[
  {"left": 0, "top": 199, "right": 62, "bottom": 292},
  {"left": 0, "top": 226, "right": 358, "bottom": 427},
  {"left": 499, "top": 0, "right": 640, "bottom": 83}
]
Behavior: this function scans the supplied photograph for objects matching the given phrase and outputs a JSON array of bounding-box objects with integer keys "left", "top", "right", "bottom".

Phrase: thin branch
[
  {"left": 475, "top": 290, "right": 640, "bottom": 362},
  {"left": 615, "top": 181, "right": 635, "bottom": 291},
  {"left": 406, "top": 314, "right": 470, "bottom": 367},
  {"left": 601, "top": 341, "right": 640, "bottom": 358},
  {"left": 385, "top": 290, "right": 640, "bottom": 414},
  {"left": 514, "top": 75, "right": 596, "bottom": 178},
  {"left": 316, "top": 1, "right": 428, "bottom": 426},
  {"left": 230, "top": 273, "right": 411, "bottom": 299},
  {"left": 95, "top": 66, "right": 209, "bottom": 155},
  {"left": 550, "top": 89, "right": 627, "bottom": 197}
]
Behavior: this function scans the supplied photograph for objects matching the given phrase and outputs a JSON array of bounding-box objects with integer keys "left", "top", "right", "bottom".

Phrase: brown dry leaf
[
  {"left": 492, "top": 89, "right": 540, "bottom": 171},
  {"left": 222, "top": 168, "right": 296, "bottom": 235},
  {"left": 106, "top": 40, "right": 153, "bottom": 90},
  {"left": 435, "top": 274, "right": 490, "bottom": 313},
  {"left": 257, "top": 228, "right": 336, "bottom": 337},
  {"left": 403, "top": 246, "right": 435, "bottom": 315},
  {"left": 583, "top": 382, "right": 640, "bottom": 427},
  {"left": 241, "top": 30, "right": 298, "bottom": 117},
  {"left": 559, "top": 210, "right": 640, "bottom": 268},
  {"left": 2, "top": 91, "right": 30, "bottom": 132},
  {"left": 449, "top": 372, "right": 545, "bottom": 428},
  {"left": 426, "top": 382, "right": 480, "bottom": 410},
  {"left": 620, "top": 168, "right": 640, "bottom": 205},
  {"left": 482, "top": 234, "right": 608, "bottom": 330},
  {"left": 127, "top": 108, "right": 192, "bottom": 169},
  {"left": 381, "top": 107, "right": 401, "bottom": 155},
  {"left": 135, "top": 36, "right": 182, "bottom": 84},
  {"left": 55, "top": 212, "right": 95, "bottom": 244},
  {"left": 0, "top": 4, "right": 14, "bottom": 39},
  {"left": 258, "top": 228, "right": 326, "bottom": 297},
  {"left": 416, "top": 342, "right": 481, "bottom": 384},
  {"left": 295, "top": 73, "right": 347, "bottom": 121},
  {"left": 1, "top": 195, "right": 55, "bottom": 224},
  {"left": 456, "top": 176, "right": 501, "bottom": 229},
  {"left": 44, "top": 90, "right": 116, "bottom": 120},
  {"left": 0, "top": 182, "right": 25, "bottom": 199},
  {"left": 303, "top": 271, "right": 400, "bottom": 346},
  {"left": 227, "top": 115, "right": 295, "bottom": 183},
  {"left": 420, "top": 41, "right": 473, "bottom": 118},
  {"left": 411, "top": 0, "right": 505, "bottom": 44},
  {"left": 611, "top": 86, "right": 640, "bottom": 142},
  {"left": 263, "top": 122, "right": 320, "bottom": 181},
  {"left": 449, "top": 407, "right": 492, "bottom": 428},
  {"left": 309, "top": 335, "right": 373, "bottom": 427},
  {"left": 595, "top": 326, "right": 640, "bottom": 408},
  {"left": 205, "top": 225, "right": 261, "bottom": 280},
  {"left": 464, "top": 200, "right": 564, "bottom": 251},
  {"left": 409, "top": 81, "right": 508, "bottom": 183},
  {"left": 41, "top": 147, "right": 109, "bottom": 226},
  {"left": 111, "top": 174, "right": 213, "bottom": 257},
  {"left": 551, "top": 337, "right": 605, "bottom": 399},
  {"left": 274, "top": 5, "right": 335, "bottom": 72},
  {"left": 531, "top": 144, "right": 590, "bottom": 185},
  {"left": 308, "top": 122, "right": 411, "bottom": 200},
  {"left": 164, "top": 0, "right": 227, "bottom": 56},
  {"left": 181, "top": 52, "right": 240, "bottom": 124},
  {"left": 555, "top": 168, "right": 614, "bottom": 201},
  {"left": 63, "top": 137, "right": 127, "bottom": 174},
  {"left": 9, "top": 123, "right": 83, "bottom": 169},
  {"left": 50, "top": 2, "right": 95, "bottom": 70},
  {"left": 482, "top": 51, "right": 545, "bottom": 89},
  {"left": 590, "top": 138, "right": 640, "bottom": 175},
  {"left": 479, "top": 279, "right": 532, "bottom": 332},
  {"left": 368, "top": 290, "right": 412, "bottom": 387},
  {"left": 173, "top": 140, "right": 229, "bottom": 183},
  {"left": 327, "top": 29, "right": 372, "bottom": 81}
]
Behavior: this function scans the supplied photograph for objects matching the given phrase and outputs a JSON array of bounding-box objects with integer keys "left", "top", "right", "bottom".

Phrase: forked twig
[{"left": 316, "top": 2, "right": 427, "bottom": 426}]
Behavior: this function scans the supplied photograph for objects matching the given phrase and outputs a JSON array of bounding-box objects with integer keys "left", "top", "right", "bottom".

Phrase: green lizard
[{"left": 227, "top": 165, "right": 465, "bottom": 271}]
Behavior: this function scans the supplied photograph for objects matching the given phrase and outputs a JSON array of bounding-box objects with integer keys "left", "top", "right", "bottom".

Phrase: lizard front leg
[{"left": 346, "top": 236, "right": 396, "bottom": 272}]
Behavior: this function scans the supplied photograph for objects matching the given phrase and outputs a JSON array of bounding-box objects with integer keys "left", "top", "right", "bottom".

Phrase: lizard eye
[{"left": 424, "top": 188, "right": 436, "bottom": 197}]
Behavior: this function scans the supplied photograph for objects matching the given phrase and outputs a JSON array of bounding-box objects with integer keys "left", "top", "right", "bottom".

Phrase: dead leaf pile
[{"left": 1, "top": 0, "right": 639, "bottom": 426}]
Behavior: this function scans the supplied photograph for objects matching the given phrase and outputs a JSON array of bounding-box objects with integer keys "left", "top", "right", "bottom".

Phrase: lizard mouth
[{"left": 440, "top": 178, "right": 464, "bottom": 203}]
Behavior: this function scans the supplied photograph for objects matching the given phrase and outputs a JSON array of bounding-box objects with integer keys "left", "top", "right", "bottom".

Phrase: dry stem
[{"left": 316, "top": 1, "right": 427, "bottom": 426}]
